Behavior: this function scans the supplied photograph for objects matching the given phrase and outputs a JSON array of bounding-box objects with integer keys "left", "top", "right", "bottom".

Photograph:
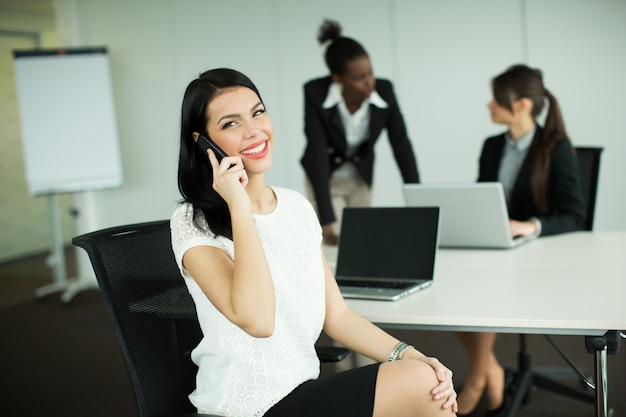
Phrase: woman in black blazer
[
  {"left": 301, "top": 20, "right": 420, "bottom": 245},
  {"left": 456, "top": 65, "right": 585, "bottom": 416}
]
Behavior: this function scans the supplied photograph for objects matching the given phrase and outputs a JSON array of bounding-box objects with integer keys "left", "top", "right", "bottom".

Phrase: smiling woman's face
[{"left": 206, "top": 86, "right": 273, "bottom": 173}]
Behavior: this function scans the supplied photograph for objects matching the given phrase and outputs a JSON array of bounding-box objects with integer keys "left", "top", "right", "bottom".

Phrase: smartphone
[{"left": 197, "top": 133, "right": 228, "bottom": 162}]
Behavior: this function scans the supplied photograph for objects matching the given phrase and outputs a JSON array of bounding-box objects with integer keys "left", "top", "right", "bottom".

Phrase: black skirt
[{"left": 263, "top": 363, "right": 380, "bottom": 417}]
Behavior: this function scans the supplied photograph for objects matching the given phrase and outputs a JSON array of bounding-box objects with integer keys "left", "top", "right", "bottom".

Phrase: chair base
[
  {"left": 35, "top": 277, "right": 99, "bottom": 304},
  {"left": 503, "top": 332, "right": 622, "bottom": 417}
]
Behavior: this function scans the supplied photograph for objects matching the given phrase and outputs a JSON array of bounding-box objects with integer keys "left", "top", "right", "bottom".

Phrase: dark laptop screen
[{"left": 336, "top": 207, "right": 439, "bottom": 280}]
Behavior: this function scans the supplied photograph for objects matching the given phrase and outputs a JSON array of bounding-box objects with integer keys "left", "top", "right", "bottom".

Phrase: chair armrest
[{"left": 316, "top": 346, "right": 350, "bottom": 362}]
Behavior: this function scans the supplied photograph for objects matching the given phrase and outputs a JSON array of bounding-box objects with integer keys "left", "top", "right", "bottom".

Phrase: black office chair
[
  {"left": 73, "top": 220, "right": 348, "bottom": 417},
  {"left": 507, "top": 146, "right": 606, "bottom": 414},
  {"left": 574, "top": 146, "right": 603, "bottom": 231}
]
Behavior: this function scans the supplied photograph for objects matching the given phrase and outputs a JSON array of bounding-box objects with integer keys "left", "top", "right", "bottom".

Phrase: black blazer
[
  {"left": 300, "top": 76, "right": 420, "bottom": 225},
  {"left": 478, "top": 126, "right": 585, "bottom": 236}
]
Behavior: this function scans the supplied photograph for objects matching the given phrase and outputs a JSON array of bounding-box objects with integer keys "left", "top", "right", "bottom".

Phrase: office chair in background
[
  {"left": 508, "top": 146, "right": 608, "bottom": 414},
  {"left": 73, "top": 220, "right": 348, "bottom": 417},
  {"left": 574, "top": 147, "right": 603, "bottom": 231}
]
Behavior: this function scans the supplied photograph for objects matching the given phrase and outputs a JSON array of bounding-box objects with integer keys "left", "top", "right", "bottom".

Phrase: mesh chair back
[
  {"left": 574, "top": 147, "right": 603, "bottom": 231},
  {"left": 72, "top": 220, "right": 205, "bottom": 417}
]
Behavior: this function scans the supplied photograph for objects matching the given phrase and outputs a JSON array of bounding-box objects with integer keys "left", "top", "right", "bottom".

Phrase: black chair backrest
[
  {"left": 72, "top": 220, "right": 206, "bottom": 417},
  {"left": 574, "top": 146, "right": 603, "bottom": 231}
]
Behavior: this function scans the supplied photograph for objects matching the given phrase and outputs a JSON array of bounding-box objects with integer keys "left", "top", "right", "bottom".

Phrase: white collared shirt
[{"left": 322, "top": 82, "right": 388, "bottom": 177}]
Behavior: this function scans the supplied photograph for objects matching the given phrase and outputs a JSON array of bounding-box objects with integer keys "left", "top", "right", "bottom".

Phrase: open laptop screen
[
  {"left": 402, "top": 182, "right": 533, "bottom": 249},
  {"left": 336, "top": 207, "right": 439, "bottom": 281}
]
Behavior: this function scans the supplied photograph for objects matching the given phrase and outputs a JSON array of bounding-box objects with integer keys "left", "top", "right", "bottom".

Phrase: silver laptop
[
  {"left": 335, "top": 206, "right": 440, "bottom": 301},
  {"left": 403, "top": 182, "right": 535, "bottom": 249}
]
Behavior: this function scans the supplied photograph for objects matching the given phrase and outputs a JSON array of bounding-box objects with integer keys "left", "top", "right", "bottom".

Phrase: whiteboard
[{"left": 13, "top": 47, "right": 123, "bottom": 195}]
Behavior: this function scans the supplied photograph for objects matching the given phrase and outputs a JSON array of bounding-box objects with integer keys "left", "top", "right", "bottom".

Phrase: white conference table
[{"left": 325, "top": 231, "right": 626, "bottom": 417}]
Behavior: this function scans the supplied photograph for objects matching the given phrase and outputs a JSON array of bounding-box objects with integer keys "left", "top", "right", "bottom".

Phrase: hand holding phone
[
  {"left": 197, "top": 133, "right": 248, "bottom": 189},
  {"left": 197, "top": 133, "right": 228, "bottom": 162}
]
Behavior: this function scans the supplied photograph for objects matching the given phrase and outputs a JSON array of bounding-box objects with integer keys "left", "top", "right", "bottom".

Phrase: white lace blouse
[{"left": 170, "top": 186, "right": 325, "bottom": 417}]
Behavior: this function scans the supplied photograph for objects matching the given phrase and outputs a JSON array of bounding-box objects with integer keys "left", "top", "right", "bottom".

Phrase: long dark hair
[
  {"left": 492, "top": 64, "right": 570, "bottom": 213},
  {"left": 317, "top": 19, "right": 368, "bottom": 75},
  {"left": 177, "top": 68, "right": 264, "bottom": 239}
]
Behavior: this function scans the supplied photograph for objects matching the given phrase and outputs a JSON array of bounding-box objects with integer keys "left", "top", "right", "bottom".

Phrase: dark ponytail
[{"left": 492, "top": 64, "right": 571, "bottom": 213}]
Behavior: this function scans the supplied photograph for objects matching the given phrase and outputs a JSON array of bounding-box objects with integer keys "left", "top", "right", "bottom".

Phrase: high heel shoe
[
  {"left": 456, "top": 408, "right": 480, "bottom": 417},
  {"left": 457, "top": 393, "right": 505, "bottom": 417},
  {"left": 484, "top": 369, "right": 511, "bottom": 417},
  {"left": 486, "top": 398, "right": 506, "bottom": 417}
]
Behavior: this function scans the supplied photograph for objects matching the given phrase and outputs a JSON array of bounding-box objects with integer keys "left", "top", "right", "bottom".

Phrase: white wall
[
  {"left": 526, "top": 0, "right": 626, "bottom": 231},
  {"left": 53, "top": 0, "right": 626, "bottom": 233}
]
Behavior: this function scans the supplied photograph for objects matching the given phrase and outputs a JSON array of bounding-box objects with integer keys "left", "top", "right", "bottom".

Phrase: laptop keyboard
[{"left": 336, "top": 279, "right": 414, "bottom": 289}]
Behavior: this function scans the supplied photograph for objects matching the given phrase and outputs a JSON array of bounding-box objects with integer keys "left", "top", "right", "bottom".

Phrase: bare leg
[
  {"left": 373, "top": 360, "right": 456, "bottom": 417},
  {"left": 455, "top": 332, "right": 503, "bottom": 414},
  {"left": 485, "top": 357, "right": 505, "bottom": 410}
]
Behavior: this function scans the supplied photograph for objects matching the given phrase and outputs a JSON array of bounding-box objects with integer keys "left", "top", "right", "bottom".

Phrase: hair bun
[{"left": 317, "top": 19, "right": 342, "bottom": 44}]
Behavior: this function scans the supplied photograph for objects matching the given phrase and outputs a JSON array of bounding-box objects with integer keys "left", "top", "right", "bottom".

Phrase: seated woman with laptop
[{"left": 456, "top": 64, "right": 585, "bottom": 415}]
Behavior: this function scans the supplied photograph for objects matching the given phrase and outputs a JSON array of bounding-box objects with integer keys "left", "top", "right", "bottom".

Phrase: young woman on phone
[{"left": 171, "top": 68, "right": 457, "bottom": 417}]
